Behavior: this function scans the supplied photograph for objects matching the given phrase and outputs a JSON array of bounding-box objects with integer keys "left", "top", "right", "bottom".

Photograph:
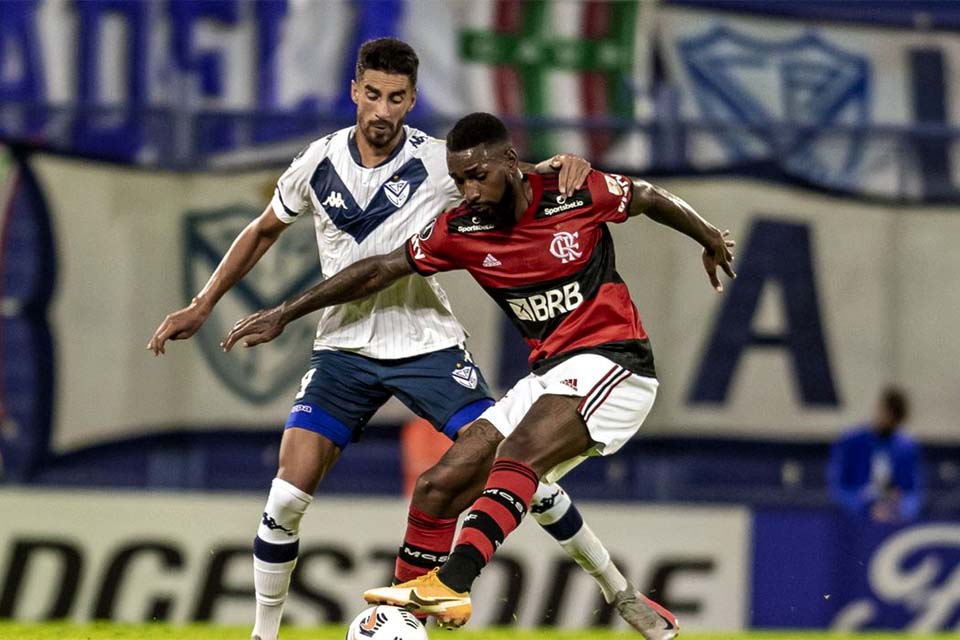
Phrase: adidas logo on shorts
[{"left": 561, "top": 378, "right": 578, "bottom": 391}]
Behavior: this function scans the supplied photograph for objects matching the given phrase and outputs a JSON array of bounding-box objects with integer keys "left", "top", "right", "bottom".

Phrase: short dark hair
[
  {"left": 881, "top": 386, "right": 909, "bottom": 423},
  {"left": 446, "top": 112, "right": 509, "bottom": 152},
  {"left": 356, "top": 38, "right": 418, "bottom": 86}
]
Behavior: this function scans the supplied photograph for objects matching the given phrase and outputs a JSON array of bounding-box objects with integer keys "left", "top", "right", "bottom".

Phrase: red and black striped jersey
[{"left": 405, "top": 170, "right": 655, "bottom": 377}]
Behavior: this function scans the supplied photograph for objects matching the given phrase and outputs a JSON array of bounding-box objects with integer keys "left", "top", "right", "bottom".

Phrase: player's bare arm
[
  {"left": 520, "top": 153, "right": 591, "bottom": 197},
  {"left": 222, "top": 245, "right": 414, "bottom": 351},
  {"left": 147, "top": 204, "right": 288, "bottom": 355},
  {"left": 629, "top": 178, "right": 737, "bottom": 292}
]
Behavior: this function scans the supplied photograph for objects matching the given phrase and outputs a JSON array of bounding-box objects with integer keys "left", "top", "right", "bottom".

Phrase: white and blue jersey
[
  {"left": 270, "top": 125, "right": 466, "bottom": 359},
  {"left": 271, "top": 126, "right": 492, "bottom": 448}
]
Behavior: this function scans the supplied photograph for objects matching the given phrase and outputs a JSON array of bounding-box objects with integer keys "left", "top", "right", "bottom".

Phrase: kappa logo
[
  {"left": 550, "top": 231, "right": 582, "bottom": 263},
  {"left": 451, "top": 364, "right": 478, "bottom": 389},
  {"left": 384, "top": 177, "right": 410, "bottom": 208},
  {"left": 184, "top": 206, "right": 319, "bottom": 403},
  {"left": 322, "top": 191, "right": 347, "bottom": 209},
  {"left": 679, "top": 26, "right": 870, "bottom": 184},
  {"left": 482, "top": 254, "right": 502, "bottom": 268}
]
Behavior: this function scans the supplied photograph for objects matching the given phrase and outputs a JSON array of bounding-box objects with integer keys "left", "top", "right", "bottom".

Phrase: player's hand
[
  {"left": 147, "top": 301, "right": 210, "bottom": 356},
  {"left": 702, "top": 229, "right": 736, "bottom": 292},
  {"left": 536, "top": 154, "right": 591, "bottom": 197},
  {"left": 222, "top": 306, "right": 286, "bottom": 352}
]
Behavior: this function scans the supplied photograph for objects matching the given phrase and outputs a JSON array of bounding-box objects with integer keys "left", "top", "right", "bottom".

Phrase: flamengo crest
[{"left": 550, "top": 231, "right": 582, "bottom": 263}]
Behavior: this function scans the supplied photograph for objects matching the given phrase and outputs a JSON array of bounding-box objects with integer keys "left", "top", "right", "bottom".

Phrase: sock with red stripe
[
  {"left": 394, "top": 506, "right": 459, "bottom": 584},
  {"left": 438, "top": 458, "right": 539, "bottom": 593}
]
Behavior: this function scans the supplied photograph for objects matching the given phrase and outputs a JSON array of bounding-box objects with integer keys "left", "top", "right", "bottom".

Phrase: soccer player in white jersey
[{"left": 149, "top": 39, "right": 647, "bottom": 639}]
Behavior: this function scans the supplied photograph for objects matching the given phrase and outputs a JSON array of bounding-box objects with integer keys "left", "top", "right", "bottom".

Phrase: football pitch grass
[{"left": 0, "top": 624, "right": 954, "bottom": 640}]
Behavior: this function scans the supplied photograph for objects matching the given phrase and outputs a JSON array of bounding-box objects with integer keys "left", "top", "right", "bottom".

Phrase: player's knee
[
  {"left": 497, "top": 431, "right": 539, "bottom": 466},
  {"left": 257, "top": 477, "right": 313, "bottom": 545},
  {"left": 413, "top": 463, "right": 473, "bottom": 515}
]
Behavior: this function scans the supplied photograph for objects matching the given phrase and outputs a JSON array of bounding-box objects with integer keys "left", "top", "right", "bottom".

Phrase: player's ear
[
  {"left": 407, "top": 86, "right": 417, "bottom": 113},
  {"left": 351, "top": 79, "right": 360, "bottom": 105},
  {"left": 505, "top": 146, "right": 519, "bottom": 169}
]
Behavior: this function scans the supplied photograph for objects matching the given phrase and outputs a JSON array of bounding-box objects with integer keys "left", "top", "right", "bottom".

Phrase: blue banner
[
  {"left": 0, "top": 148, "right": 55, "bottom": 481},
  {"left": 752, "top": 509, "right": 960, "bottom": 631}
]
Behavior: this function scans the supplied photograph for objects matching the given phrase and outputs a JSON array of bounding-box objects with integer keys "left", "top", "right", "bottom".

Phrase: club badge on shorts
[{"left": 451, "top": 363, "right": 478, "bottom": 389}]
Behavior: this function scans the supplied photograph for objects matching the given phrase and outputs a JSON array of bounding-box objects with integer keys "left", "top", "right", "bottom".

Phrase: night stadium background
[{"left": 1, "top": 1, "right": 958, "bottom": 638}]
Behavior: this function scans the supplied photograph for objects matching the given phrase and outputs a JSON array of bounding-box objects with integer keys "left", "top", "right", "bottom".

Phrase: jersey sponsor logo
[
  {"left": 418, "top": 218, "right": 436, "bottom": 240},
  {"left": 449, "top": 214, "right": 500, "bottom": 233},
  {"left": 384, "top": 176, "right": 410, "bottom": 208},
  {"left": 482, "top": 253, "right": 502, "bottom": 268},
  {"left": 540, "top": 194, "right": 587, "bottom": 217},
  {"left": 409, "top": 134, "right": 427, "bottom": 148},
  {"left": 184, "top": 206, "right": 319, "bottom": 402},
  {"left": 536, "top": 189, "right": 593, "bottom": 219},
  {"left": 604, "top": 174, "right": 623, "bottom": 196},
  {"left": 322, "top": 191, "right": 347, "bottom": 209},
  {"left": 550, "top": 231, "right": 583, "bottom": 263},
  {"left": 506, "top": 282, "right": 584, "bottom": 322},
  {"left": 451, "top": 364, "right": 478, "bottom": 389},
  {"left": 410, "top": 235, "right": 426, "bottom": 259}
]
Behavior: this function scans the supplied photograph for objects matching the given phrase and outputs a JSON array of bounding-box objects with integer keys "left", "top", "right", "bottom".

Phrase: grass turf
[{"left": 0, "top": 624, "right": 955, "bottom": 640}]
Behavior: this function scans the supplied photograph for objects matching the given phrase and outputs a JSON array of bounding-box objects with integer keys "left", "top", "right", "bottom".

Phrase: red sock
[
  {"left": 437, "top": 459, "right": 539, "bottom": 593},
  {"left": 394, "top": 505, "right": 458, "bottom": 583}
]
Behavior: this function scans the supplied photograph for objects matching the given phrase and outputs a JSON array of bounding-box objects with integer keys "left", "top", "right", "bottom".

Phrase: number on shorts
[{"left": 295, "top": 368, "right": 316, "bottom": 400}]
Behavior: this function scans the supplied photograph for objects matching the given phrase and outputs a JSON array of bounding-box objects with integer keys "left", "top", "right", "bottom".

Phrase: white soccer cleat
[{"left": 613, "top": 585, "right": 680, "bottom": 640}]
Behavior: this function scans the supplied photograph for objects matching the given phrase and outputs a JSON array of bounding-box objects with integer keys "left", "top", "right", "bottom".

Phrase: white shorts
[{"left": 479, "top": 353, "right": 658, "bottom": 483}]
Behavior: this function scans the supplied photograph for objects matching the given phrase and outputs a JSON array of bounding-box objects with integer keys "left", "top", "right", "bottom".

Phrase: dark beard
[
  {"left": 467, "top": 180, "right": 516, "bottom": 224},
  {"left": 361, "top": 120, "right": 399, "bottom": 149}
]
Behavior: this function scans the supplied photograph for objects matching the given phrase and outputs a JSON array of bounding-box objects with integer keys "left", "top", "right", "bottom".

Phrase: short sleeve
[
  {"left": 405, "top": 215, "right": 459, "bottom": 276},
  {"left": 587, "top": 170, "right": 633, "bottom": 224},
  {"left": 270, "top": 139, "right": 327, "bottom": 224}
]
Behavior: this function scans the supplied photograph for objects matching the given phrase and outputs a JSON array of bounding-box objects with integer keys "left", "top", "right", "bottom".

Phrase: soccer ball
[{"left": 346, "top": 605, "right": 428, "bottom": 640}]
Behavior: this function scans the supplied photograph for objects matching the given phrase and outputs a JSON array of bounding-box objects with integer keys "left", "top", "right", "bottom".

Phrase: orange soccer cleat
[{"left": 363, "top": 569, "right": 472, "bottom": 628}]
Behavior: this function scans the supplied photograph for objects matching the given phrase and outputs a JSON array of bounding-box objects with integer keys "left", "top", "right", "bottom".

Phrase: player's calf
[{"left": 252, "top": 478, "right": 312, "bottom": 640}]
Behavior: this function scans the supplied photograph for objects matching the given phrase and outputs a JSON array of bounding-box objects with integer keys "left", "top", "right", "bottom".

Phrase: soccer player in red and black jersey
[{"left": 224, "top": 113, "right": 735, "bottom": 637}]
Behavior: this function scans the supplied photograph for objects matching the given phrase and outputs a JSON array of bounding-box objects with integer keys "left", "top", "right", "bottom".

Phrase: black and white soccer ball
[{"left": 346, "top": 605, "right": 428, "bottom": 640}]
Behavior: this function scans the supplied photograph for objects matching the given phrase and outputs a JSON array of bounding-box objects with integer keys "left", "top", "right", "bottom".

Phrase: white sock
[
  {"left": 252, "top": 478, "right": 312, "bottom": 640},
  {"left": 560, "top": 524, "right": 629, "bottom": 603},
  {"left": 531, "top": 482, "right": 629, "bottom": 603}
]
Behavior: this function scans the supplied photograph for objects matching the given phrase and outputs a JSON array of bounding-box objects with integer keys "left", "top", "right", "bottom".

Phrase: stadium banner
[
  {"left": 656, "top": 4, "right": 960, "bottom": 199},
  {"left": 0, "top": 145, "right": 55, "bottom": 481},
  {"left": 0, "top": 0, "right": 654, "bottom": 168},
  {"left": 23, "top": 155, "right": 960, "bottom": 453},
  {"left": 0, "top": 489, "right": 750, "bottom": 630},
  {"left": 751, "top": 509, "right": 960, "bottom": 631}
]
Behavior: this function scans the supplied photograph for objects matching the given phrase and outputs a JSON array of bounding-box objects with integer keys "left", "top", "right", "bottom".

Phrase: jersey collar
[
  {"left": 348, "top": 126, "right": 407, "bottom": 169},
  {"left": 521, "top": 173, "right": 545, "bottom": 221}
]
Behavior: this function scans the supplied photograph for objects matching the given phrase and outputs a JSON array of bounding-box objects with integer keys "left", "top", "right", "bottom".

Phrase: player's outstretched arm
[
  {"left": 628, "top": 178, "right": 737, "bottom": 292},
  {"left": 147, "top": 204, "right": 289, "bottom": 355},
  {"left": 222, "top": 246, "right": 413, "bottom": 351}
]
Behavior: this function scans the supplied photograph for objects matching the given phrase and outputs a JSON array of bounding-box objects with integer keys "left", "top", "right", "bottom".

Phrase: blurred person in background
[{"left": 828, "top": 386, "right": 924, "bottom": 523}]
